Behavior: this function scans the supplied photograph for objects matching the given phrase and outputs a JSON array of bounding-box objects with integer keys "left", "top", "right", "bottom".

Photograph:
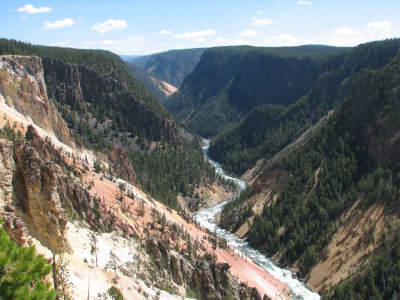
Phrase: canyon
[
  {"left": 0, "top": 54, "right": 292, "bottom": 299},
  {"left": 1, "top": 36, "right": 400, "bottom": 300}
]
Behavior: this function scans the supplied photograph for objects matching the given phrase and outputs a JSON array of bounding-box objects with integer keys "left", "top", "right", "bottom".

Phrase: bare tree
[{"left": 90, "top": 233, "right": 98, "bottom": 267}]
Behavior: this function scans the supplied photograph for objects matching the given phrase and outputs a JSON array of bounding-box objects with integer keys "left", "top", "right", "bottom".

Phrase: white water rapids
[{"left": 194, "top": 139, "right": 320, "bottom": 300}]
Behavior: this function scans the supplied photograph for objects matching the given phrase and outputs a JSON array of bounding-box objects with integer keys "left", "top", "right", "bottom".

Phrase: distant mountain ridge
[
  {"left": 165, "top": 45, "right": 349, "bottom": 137},
  {"left": 127, "top": 48, "right": 204, "bottom": 88}
]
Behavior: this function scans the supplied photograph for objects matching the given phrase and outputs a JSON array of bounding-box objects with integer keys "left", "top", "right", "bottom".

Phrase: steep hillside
[
  {"left": 0, "top": 55, "right": 74, "bottom": 148},
  {"left": 165, "top": 45, "right": 348, "bottom": 137},
  {"left": 219, "top": 47, "right": 400, "bottom": 296},
  {"left": 126, "top": 62, "right": 177, "bottom": 103},
  {"left": 0, "top": 54, "right": 290, "bottom": 299},
  {"left": 0, "top": 125, "right": 283, "bottom": 300},
  {"left": 210, "top": 39, "right": 400, "bottom": 175},
  {"left": 43, "top": 56, "right": 180, "bottom": 146},
  {"left": 128, "top": 48, "right": 204, "bottom": 88},
  {"left": 0, "top": 40, "right": 219, "bottom": 210},
  {"left": 0, "top": 39, "right": 166, "bottom": 118}
]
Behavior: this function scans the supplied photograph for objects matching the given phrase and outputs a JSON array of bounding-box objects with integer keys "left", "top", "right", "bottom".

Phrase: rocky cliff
[
  {"left": 42, "top": 57, "right": 181, "bottom": 145},
  {"left": 0, "top": 39, "right": 218, "bottom": 225},
  {"left": 146, "top": 237, "right": 263, "bottom": 299},
  {"left": 0, "top": 125, "right": 137, "bottom": 252},
  {"left": 0, "top": 125, "right": 68, "bottom": 253},
  {"left": 108, "top": 145, "right": 140, "bottom": 188},
  {"left": 0, "top": 46, "right": 291, "bottom": 299},
  {"left": 0, "top": 55, "right": 74, "bottom": 147},
  {"left": 0, "top": 125, "right": 275, "bottom": 299}
]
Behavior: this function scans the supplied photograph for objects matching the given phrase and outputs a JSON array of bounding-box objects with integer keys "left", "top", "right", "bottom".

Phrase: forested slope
[
  {"left": 210, "top": 39, "right": 400, "bottom": 175},
  {"left": 165, "top": 45, "right": 348, "bottom": 137},
  {"left": 125, "top": 62, "right": 177, "bottom": 103},
  {"left": 220, "top": 44, "right": 400, "bottom": 297},
  {"left": 128, "top": 48, "right": 204, "bottom": 88}
]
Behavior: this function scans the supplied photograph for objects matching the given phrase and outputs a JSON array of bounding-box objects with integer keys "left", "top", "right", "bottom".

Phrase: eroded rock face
[
  {"left": 13, "top": 130, "right": 68, "bottom": 253},
  {"left": 109, "top": 145, "right": 140, "bottom": 188},
  {"left": 0, "top": 55, "right": 74, "bottom": 147},
  {"left": 0, "top": 140, "right": 14, "bottom": 207},
  {"left": 0, "top": 139, "right": 28, "bottom": 245},
  {"left": 1, "top": 126, "right": 136, "bottom": 252},
  {"left": 42, "top": 57, "right": 181, "bottom": 145},
  {"left": 145, "top": 236, "right": 260, "bottom": 300}
]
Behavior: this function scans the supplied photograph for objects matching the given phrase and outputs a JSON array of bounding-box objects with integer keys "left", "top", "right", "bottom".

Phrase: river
[{"left": 194, "top": 139, "right": 320, "bottom": 300}]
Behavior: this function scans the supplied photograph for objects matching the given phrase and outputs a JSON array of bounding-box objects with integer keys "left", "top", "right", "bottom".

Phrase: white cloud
[
  {"left": 297, "top": 1, "right": 312, "bottom": 5},
  {"left": 129, "top": 36, "right": 144, "bottom": 43},
  {"left": 366, "top": 21, "right": 391, "bottom": 35},
  {"left": 256, "top": 10, "right": 263, "bottom": 14},
  {"left": 237, "top": 30, "right": 260, "bottom": 37},
  {"left": 91, "top": 19, "right": 127, "bottom": 34},
  {"left": 331, "top": 26, "right": 364, "bottom": 46},
  {"left": 253, "top": 18, "right": 273, "bottom": 27},
  {"left": 159, "top": 29, "right": 172, "bottom": 35},
  {"left": 332, "top": 26, "right": 357, "bottom": 36},
  {"left": 100, "top": 40, "right": 125, "bottom": 46},
  {"left": 265, "top": 34, "right": 300, "bottom": 46},
  {"left": 43, "top": 18, "right": 76, "bottom": 30},
  {"left": 174, "top": 29, "right": 215, "bottom": 39},
  {"left": 101, "top": 40, "right": 114, "bottom": 45},
  {"left": 17, "top": 4, "right": 52, "bottom": 14},
  {"left": 90, "top": 39, "right": 149, "bottom": 55}
]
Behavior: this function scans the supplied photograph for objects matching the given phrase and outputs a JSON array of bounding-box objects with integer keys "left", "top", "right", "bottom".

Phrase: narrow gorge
[{"left": 195, "top": 140, "right": 319, "bottom": 299}]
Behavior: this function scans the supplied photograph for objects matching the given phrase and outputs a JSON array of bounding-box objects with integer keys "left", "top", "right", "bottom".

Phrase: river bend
[{"left": 194, "top": 139, "right": 320, "bottom": 300}]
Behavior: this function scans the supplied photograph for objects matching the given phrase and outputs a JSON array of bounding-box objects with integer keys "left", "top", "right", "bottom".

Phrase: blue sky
[{"left": 1, "top": 1, "right": 400, "bottom": 55}]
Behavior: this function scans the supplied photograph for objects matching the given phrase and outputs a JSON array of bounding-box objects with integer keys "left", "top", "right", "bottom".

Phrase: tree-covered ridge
[
  {"left": 0, "top": 39, "right": 169, "bottom": 118},
  {"left": 209, "top": 39, "right": 400, "bottom": 175},
  {"left": 0, "top": 223, "right": 56, "bottom": 299},
  {"left": 165, "top": 45, "right": 348, "bottom": 137},
  {"left": 221, "top": 48, "right": 400, "bottom": 278},
  {"left": 203, "top": 44, "right": 349, "bottom": 60},
  {"left": 128, "top": 48, "right": 205, "bottom": 88}
]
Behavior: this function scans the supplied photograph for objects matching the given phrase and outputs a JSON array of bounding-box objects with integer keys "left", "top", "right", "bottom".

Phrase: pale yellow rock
[{"left": 0, "top": 55, "right": 74, "bottom": 147}]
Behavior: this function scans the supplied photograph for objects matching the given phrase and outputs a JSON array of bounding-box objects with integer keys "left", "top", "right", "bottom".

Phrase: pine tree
[
  {"left": 106, "top": 251, "right": 120, "bottom": 273},
  {"left": 98, "top": 286, "right": 125, "bottom": 300},
  {"left": 0, "top": 223, "right": 56, "bottom": 299},
  {"left": 57, "top": 255, "right": 73, "bottom": 300}
]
